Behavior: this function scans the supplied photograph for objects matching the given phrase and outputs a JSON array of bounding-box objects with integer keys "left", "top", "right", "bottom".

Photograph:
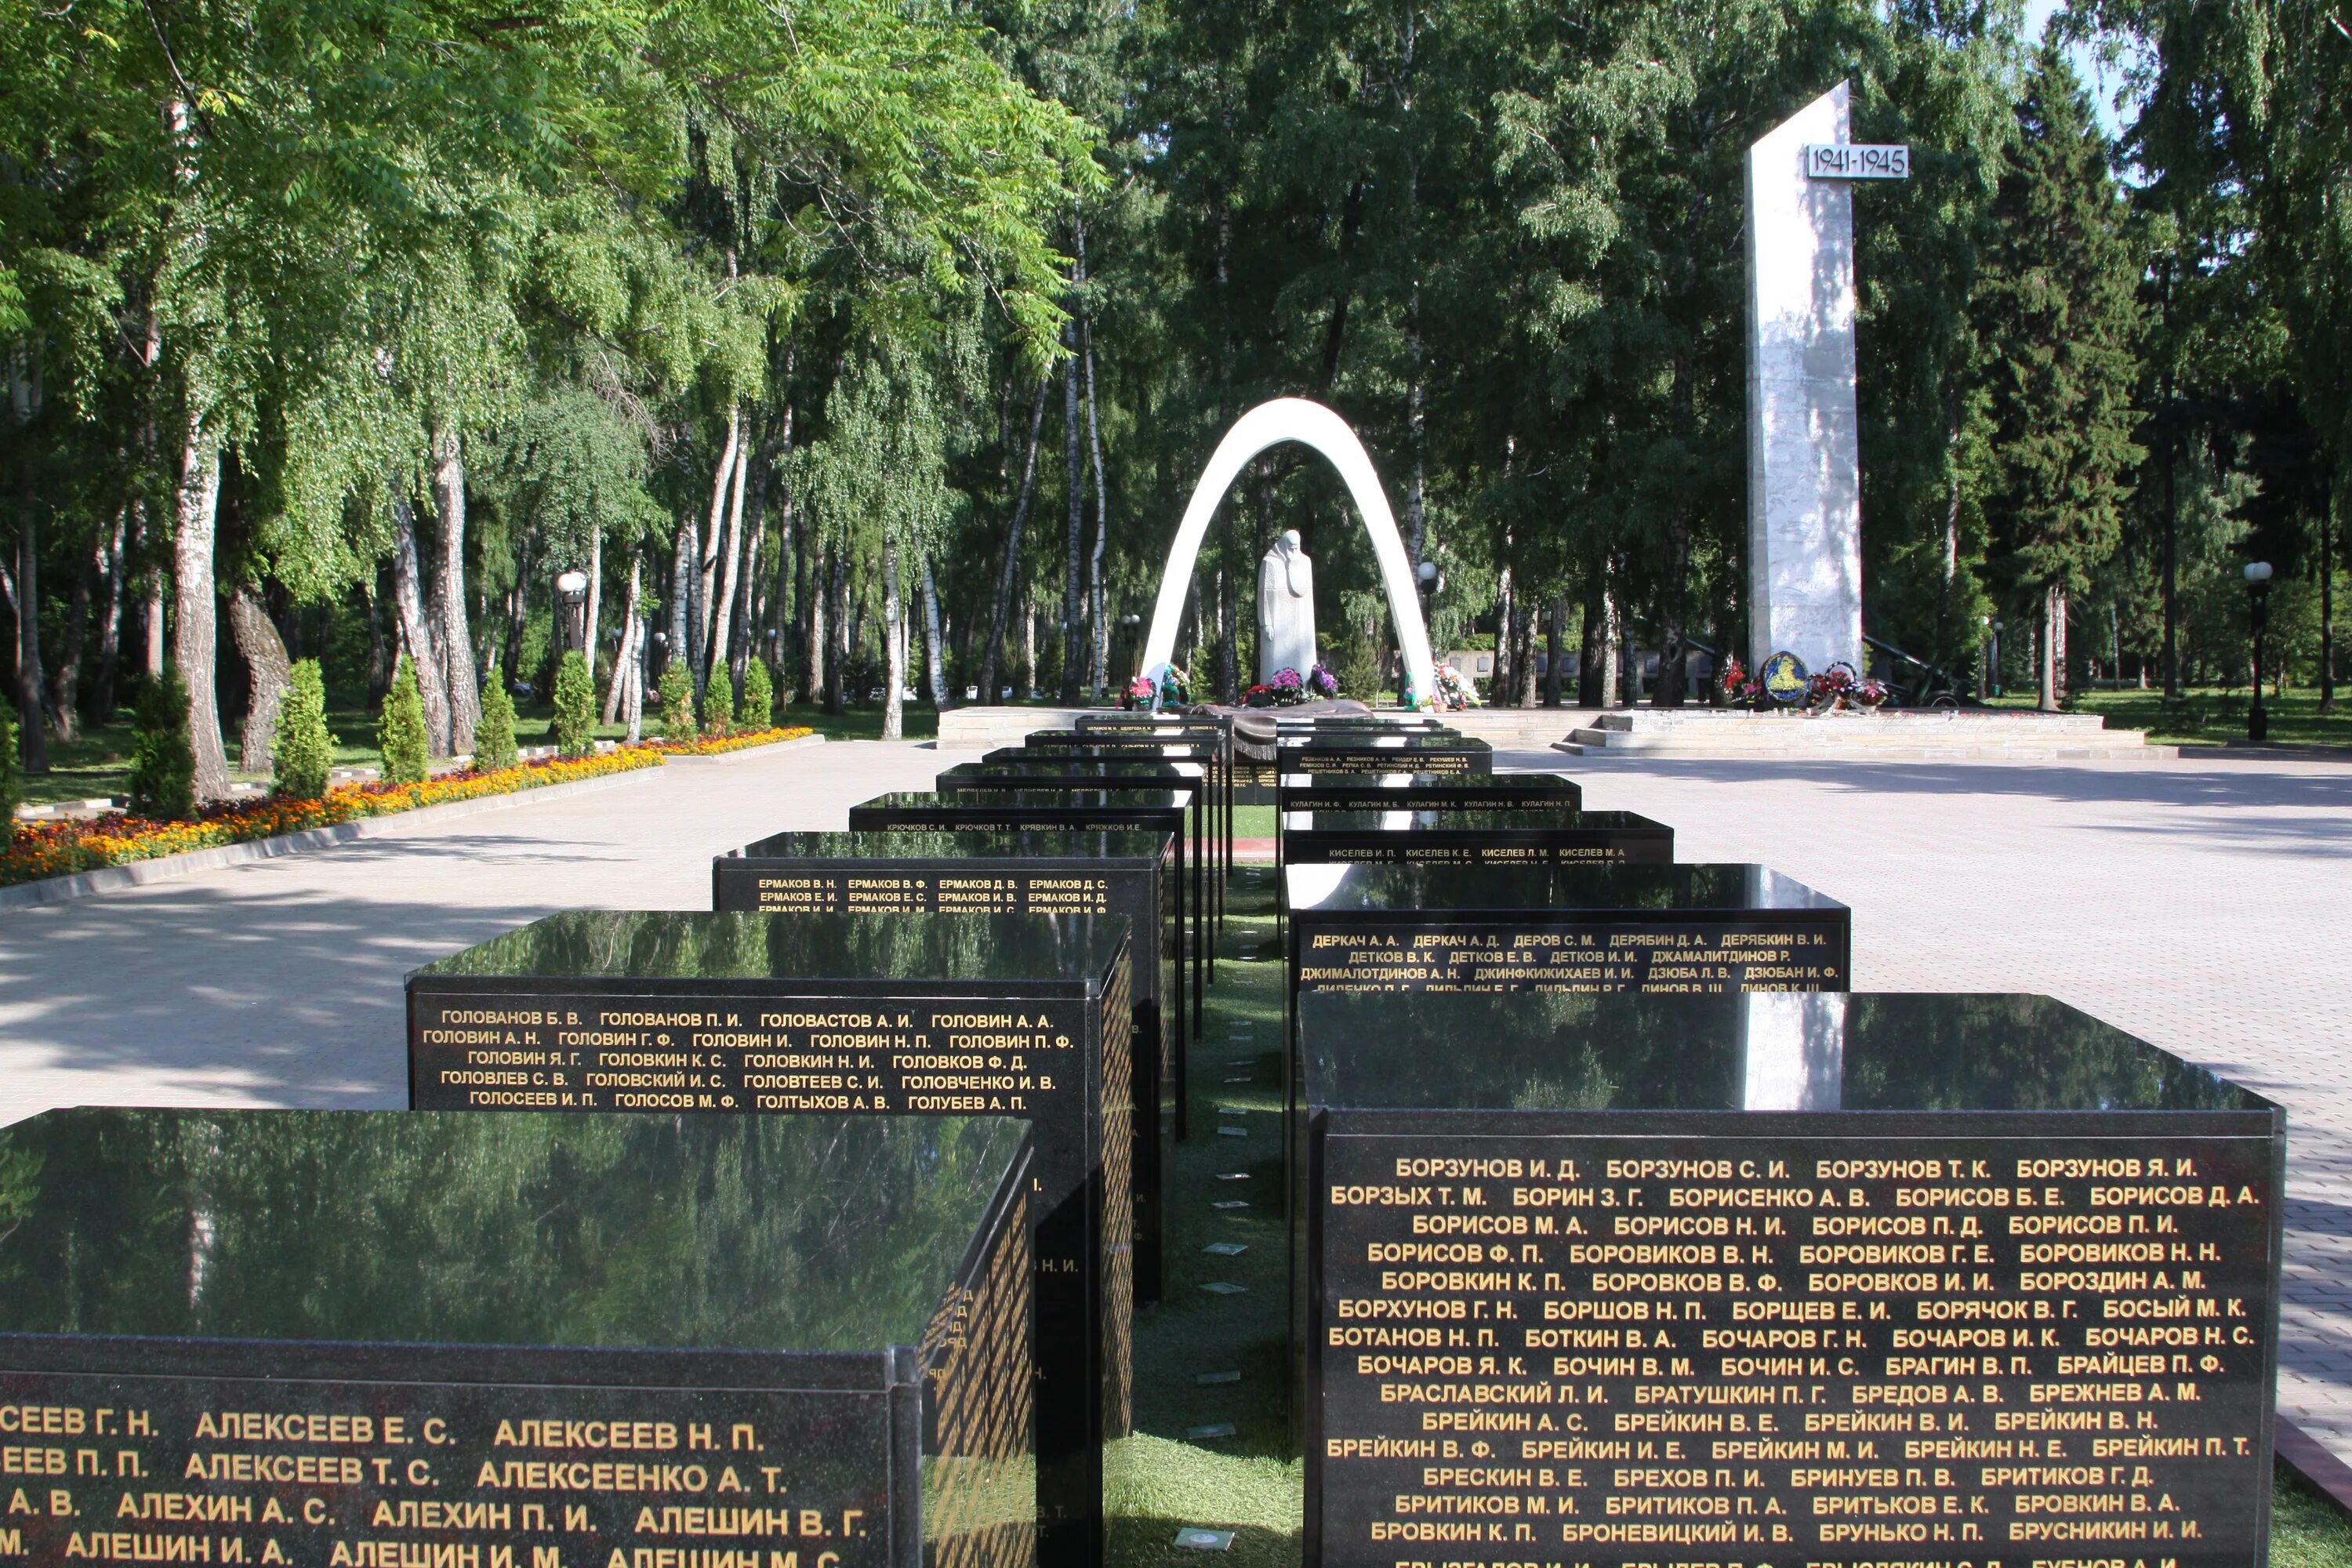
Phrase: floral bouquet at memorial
[
  {"left": 1307, "top": 662, "right": 1340, "bottom": 699},
  {"left": 1246, "top": 667, "right": 1308, "bottom": 707}
]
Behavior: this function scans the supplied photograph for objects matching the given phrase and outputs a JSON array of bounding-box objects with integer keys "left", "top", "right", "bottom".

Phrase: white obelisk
[{"left": 1745, "top": 82, "right": 1865, "bottom": 674}]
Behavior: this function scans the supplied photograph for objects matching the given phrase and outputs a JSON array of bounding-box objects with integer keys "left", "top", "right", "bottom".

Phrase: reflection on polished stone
[
  {"left": 0, "top": 1109, "right": 1036, "bottom": 1568},
  {"left": 1298, "top": 989, "right": 2265, "bottom": 1112},
  {"left": 1275, "top": 771, "right": 1584, "bottom": 815},
  {"left": 416, "top": 907, "right": 1129, "bottom": 982},
  {"left": 1286, "top": 861, "right": 1845, "bottom": 913}
]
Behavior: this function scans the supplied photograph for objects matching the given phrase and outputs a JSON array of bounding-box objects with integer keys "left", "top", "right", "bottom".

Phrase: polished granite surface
[
  {"left": 415, "top": 909, "right": 1128, "bottom": 982},
  {"left": 0, "top": 1109, "right": 1024, "bottom": 1348},
  {"left": 1301, "top": 990, "right": 2271, "bottom": 1113},
  {"left": 857, "top": 789, "right": 1187, "bottom": 811},
  {"left": 736, "top": 829, "right": 1171, "bottom": 861},
  {"left": 1285, "top": 861, "right": 1842, "bottom": 912},
  {"left": 1283, "top": 807, "right": 1662, "bottom": 833}
]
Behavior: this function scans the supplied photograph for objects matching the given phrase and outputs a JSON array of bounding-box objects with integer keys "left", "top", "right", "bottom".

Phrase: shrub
[
  {"left": 551, "top": 651, "right": 596, "bottom": 757},
  {"left": 702, "top": 672, "right": 735, "bottom": 735},
  {"left": 271, "top": 659, "right": 337, "bottom": 800},
  {"left": 657, "top": 663, "right": 697, "bottom": 739},
  {"left": 0, "top": 706, "right": 17, "bottom": 847},
  {"left": 474, "top": 681, "right": 519, "bottom": 771},
  {"left": 128, "top": 668, "right": 198, "bottom": 820},
  {"left": 379, "top": 655, "right": 430, "bottom": 785},
  {"left": 741, "top": 660, "right": 774, "bottom": 728}
]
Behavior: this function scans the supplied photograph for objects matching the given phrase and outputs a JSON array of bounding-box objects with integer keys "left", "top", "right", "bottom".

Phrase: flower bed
[
  {"left": 1, "top": 746, "right": 666, "bottom": 890},
  {"left": 641, "top": 725, "right": 815, "bottom": 757}
]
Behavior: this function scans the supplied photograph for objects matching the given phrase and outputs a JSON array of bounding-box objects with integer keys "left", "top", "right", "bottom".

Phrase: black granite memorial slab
[
  {"left": 1279, "top": 735, "right": 1493, "bottom": 776},
  {"left": 0, "top": 1107, "right": 1035, "bottom": 1568},
  {"left": 1275, "top": 771, "right": 1584, "bottom": 818},
  {"left": 711, "top": 830, "right": 1174, "bottom": 1300},
  {"left": 405, "top": 912, "right": 1128, "bottom": 1568},
  {"left": 1298, "top": 989, "right": 2285, "bottom": 1568},
  {"left": 1286, "top": 862, "right": 1846, "bottom": 1000},
  {"left": 1279, "top": 806, "right": 1671, "bottom": 868},
  {"left": 1012, "top": 737, "right": 1234, "bottom": 920},
  {"left": 851, "top": 791, "right": 1199, "bottom": 1055}
]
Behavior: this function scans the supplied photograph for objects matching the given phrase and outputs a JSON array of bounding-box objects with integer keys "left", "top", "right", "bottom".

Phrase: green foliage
[
  {"left": 128, "top": 671, "right": 198, "bottom": 822},
  {"left": 740, "top": 661, "right": 774, "bottom": 730},
  {"left": 0, "top": 708, "right": 17, "bottom": 847},
  {"left": 657, "top": 664, "right": 698, "bottom": 739},
  {"left": 701, "top": 673, "right": 735, "bottom": 736},
  {"left": 551, "top": 652, "right": 596, "bottom": 757},
  {"left": 475, "top": 683, "right": 520, "bottom": 771},
  {"left": 270, "top": 661, "right": 337, "bottom": 800},
  {"left": 379, "top": 658, "right": 431, "bottom": 785}
]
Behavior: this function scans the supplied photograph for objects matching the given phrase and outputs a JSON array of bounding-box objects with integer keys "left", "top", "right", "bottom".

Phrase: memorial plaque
[
  {"left": 0, "top": 1108, "right": 1035, "bottom": 1568},
  {"left": 1276, "top": 772, "right": 1584, "bottom": 818},
  {"left": 711, "top": 829, "right": 1174, "bottom": 1300},
  {"left": 406, "top": 911, "right": 1129, "bottom": 1568},
  {"left": 1287, "top": 862, "right": 1846, "bottom": 999},
  {"left": 1281, "top": 735, "right": 1493, "bottom": 777},
  {"left": 1300, "top": 991, "right": 2285, "bottom": 1568},
  {"left": 1280, "top": 808, "right": 1670, "bottom": 869},
  {"left": 938, "top": 759, "right": 1213, "bottom": 966},
  {"left": 851, "top": 791, "right": 1199, "bottom": 1053},
  {"left": 1014, "top": 735, "right": 1233, "bottom": 920}
]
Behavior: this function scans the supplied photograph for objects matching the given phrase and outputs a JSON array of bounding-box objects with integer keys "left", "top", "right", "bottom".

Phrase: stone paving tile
[
  {"left": 1530, "top": 750, "right": 2352, "bottom": 1464},
  {"left": 0, "top": 739, "right": 943, "bottom": 1124}
]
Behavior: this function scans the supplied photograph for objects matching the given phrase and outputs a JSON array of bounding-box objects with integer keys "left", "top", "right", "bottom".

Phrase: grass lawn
[{"left": 1995, "top": 684, "right": 2352, "bottom": 749}]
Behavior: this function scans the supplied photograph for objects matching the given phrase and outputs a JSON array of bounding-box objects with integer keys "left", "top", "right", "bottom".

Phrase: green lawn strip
[
  {"left": 1232, "top": 804, "right": 1278, "bottom": 840},
  {"left": 2273, "top": 1463, "right": 2352, "bottom": 1568},
  {"left": 1109, "top": 866, "right": 1301, "bottom": 1563},
  {"left": 1992, "top": 686, "right": 2352, "bottom": 749}
]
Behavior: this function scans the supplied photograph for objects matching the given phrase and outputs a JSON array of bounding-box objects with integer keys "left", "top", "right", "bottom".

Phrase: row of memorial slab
[{"left": 0, "top": 710, "right": 2285, "bottom": 1568}]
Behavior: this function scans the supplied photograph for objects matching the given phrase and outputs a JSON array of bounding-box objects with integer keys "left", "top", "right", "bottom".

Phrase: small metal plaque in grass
[
  {"left": 1212, "top": 1200, "right": 1249, "bottom": 1210},
  {"left": 1203, "top": 1241, "right": 1247, "bottom": 1257},
  {"left": 1196, "top": 1370, "right": 1242, "bottom": 1385},
  {"left": 1174, "top": 1528, "right": 1233, "bottom": 1552},
  {"left": 1222, "top": 1076, "right": 1251, "bottom": 1083},
  {"left": 1185, "top": 1424, "right": 1238, "bottom": 1441},
  {"left": 1217, "top": 1126, "right": 1247, "bottom": 1138},
  {"left": 1214, "top": 1171, "right": 1249, "bottom": 1181},
  {"left": 1200, "top": 1281, "right": 1247, "bottom": 1295}
]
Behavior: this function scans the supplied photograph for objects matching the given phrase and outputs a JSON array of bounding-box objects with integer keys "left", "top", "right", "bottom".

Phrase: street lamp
[
  {"left": 2245, "top": 561, "right": 2273, "bottom": 742},
  {"left": 555, "top": 569, "right": 589, "bottom": 654}
]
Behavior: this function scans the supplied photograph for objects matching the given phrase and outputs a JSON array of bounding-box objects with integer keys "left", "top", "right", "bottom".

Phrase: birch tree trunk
[
  {"left": 227, "top": 583, "right": 290, "bottom": 772},
  {"left": 695, "top": 406, "right": 741, "bottom": 688},
  {"left": 1083, "top": 314, "right": 1111, "bottom": 699},
  {"left": 1061, "top": 318, "right": 1084, "bottom": 704},
  {"left": 920, "top": 557, "right": 947, "bottom": 709},
  {"left": 429, "top": 424, "right": 479, "bottom": 753},
  {"left": 708, "top": 422, "right": 750, "bottom": 688},
  {"left": 389, "top": 488, "right": 452, "bottom": 755},
  {"left": 981, "top": 377, "right": 1051, "bottom": 706},
  {"left": 668, "top": 520, "right": 695, "bottom": 691},
  {"left": 173, "top": 422, "right": 229, "bottom": 796},
  {"left": 881, "top": 537, "right": 905, "bottom": 740},
  {"left": 604, "top": 554, "right": 640, "bottom": 725},
  {"left": 804, "top": 539, "right": 826, "bottom": 713},
  {"left": 825, "top": 549, "right": 848, "bottom": 713},
  {"left": 583, "top": 525, "right": 602, "bottom": 689}
]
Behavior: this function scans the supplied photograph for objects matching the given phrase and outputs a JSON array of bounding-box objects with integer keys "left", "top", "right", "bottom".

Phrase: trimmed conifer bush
[
  {"left": 551, "top": 651, "right": 595, "bottom": 757},
  {"left": 741, "top": 660, "right": 774, "bottom": 728},
  {"left": 271, "top": 659, "right": 336, "bottom": 800},
  {"left": 379, "top": 656, "right": 430, "bottom": 785},
  {"left": 475, "top": 681, "right": 520, "bottom": 771},
  {"left": 657, "top": 663, "right": 697, "bottom": 739},
  {"left": 702, "top": 673, "right": 735, "bottom": 735},
  {"left": 129, "top": 669, "right": 199, "bottom": 820}
]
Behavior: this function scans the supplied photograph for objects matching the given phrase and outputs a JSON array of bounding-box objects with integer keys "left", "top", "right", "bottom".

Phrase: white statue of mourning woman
[{"left": 1257, "top": 528, "right": 1318, "bottom": 685}]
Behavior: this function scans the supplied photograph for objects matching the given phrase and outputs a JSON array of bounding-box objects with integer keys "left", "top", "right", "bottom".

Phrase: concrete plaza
[{"left": 3, "top": 739, "right": 2350, "bottom": 1459}]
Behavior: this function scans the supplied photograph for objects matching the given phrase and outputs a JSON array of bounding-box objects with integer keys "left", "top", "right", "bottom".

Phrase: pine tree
[
  {"left": 270, "top": 660, "right": 337, "bottom": 800},
  {"left": 1978, "top": 41, "right": 2145, "bottom": 709},
  {"left": 701, "top": 673, "right": 735, "bottom": 736},
  {"left": 379, "top": 656, "right": 431, "bottom": 785},
  {"left": 129, "top": 670, "right": 199, "bottom": 820}
]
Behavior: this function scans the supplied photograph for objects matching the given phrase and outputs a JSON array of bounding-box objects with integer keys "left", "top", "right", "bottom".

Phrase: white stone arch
[{"left": 1142, "top": 397, "right": 1439, "bottom": 706}]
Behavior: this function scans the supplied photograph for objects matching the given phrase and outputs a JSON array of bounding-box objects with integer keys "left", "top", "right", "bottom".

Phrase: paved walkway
[
  {"left": 6, "top": 740, "right": 2352, "bottom": 1461},
  {"left": 1530, "top": 749, "right": 2352, "bottom": 1461}
]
